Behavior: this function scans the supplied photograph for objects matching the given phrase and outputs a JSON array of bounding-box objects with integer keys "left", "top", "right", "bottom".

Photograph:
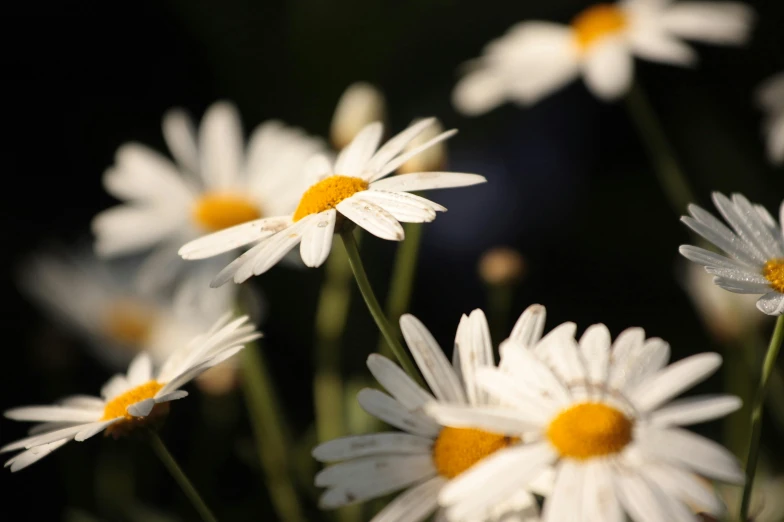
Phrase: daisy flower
[
  {"left": 679, "top": 192, "right": 784, "bottom": 315},
  {"left": 312, "top": 310, "right": 540, "bottom": 522},
  {"left": 426, "top": 305, "right": 743, "bottom": 522},
  {"left": 756, "top": 72, "right": 784, "bottom": 165},
  {"left": 179, "top": 118, "right": 486, "bottom": 286},
  {"left": 453, "top": 0, "right": 754, "bottom": 114},
  {"left": 92, "top": 101, "right": 324, "bottom": 288},
  {"left": 1, "top": 314, "right": 259, "bottom": 472},
  {"left": 19, "top": 248, "right": 235, "bottom": 369}
]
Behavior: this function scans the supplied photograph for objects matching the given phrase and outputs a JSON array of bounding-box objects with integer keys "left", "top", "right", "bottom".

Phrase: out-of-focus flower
[
  {"left": 681, "top": 260, "right": 767, "bottom": 342},
  {"left": 398, "top": 119, "right": 447, "bottom": 174},
  {"left": 680, "top": 193, "right": 784, "bottom": 316},
  {"left": 453, "top": 0, "right": 754, "bottom": 113},
  {"left": 707, "top": 471, "right": 784, "bottom": 522},
  {"left": 179, "top": 119, "right": 486, "bottom": 285},
  {"left": 92, "top": 101, "right": 324, "bottom": 289},
  {"left": 426, "top": 304, "right": 743, "bottom": 522},
  {"left": 313, "top": 311, "right": 541, "bottom": 522},
  {"left": 330, "top": 82, "right": 386, "bottom": 150},
  {"left": 1, "top": 315, "right": 260, "bottom": 471},
  {"left": 756, "top": 72, "right": 784, "bottom": 165},
  {"left": 478, "top": 247, "right": 527, "bottom": 286}
]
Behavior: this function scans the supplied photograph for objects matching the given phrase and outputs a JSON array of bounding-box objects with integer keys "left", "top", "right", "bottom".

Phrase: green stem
[
  {"left": 340, "top": 229, "right": 424, "bottom": 386},
  {"left": 740, "top": 314, "right": 784, "bottom": 521},
  {"left": 486, "top": 283, "right": 514, "bottom": 345},
  {"left": 148, "top": 431, "right": 218, "bottom": 522},
  {"left": 624, "top": 80, "right": 696, "bottom": 215},
  {"left": 313, "top": 238, "right": 355, "bottom": 443},
  {"left": 377, "top": 222, "right": 423, "bottom": 359},
  {"left": 240, "top": 340, "right": 305, "bottom": 522}
]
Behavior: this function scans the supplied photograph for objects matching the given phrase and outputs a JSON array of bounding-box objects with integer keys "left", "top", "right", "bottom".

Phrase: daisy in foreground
[
  {"left": 453, "top": 0, "right": 754, "bottom": 113},
  {"left": 680, "top": 192, "right": 784, "bottom": 315},
  {"left": 1, "top": 314, "right": 259, "bottom": 472},
  {"left": 425, "top": 305, "right": 743, "bottom": 522},
  {"left": 92, "top": 101, "right": 323, "bottom": 288},
  {"left": 179, "top": 118, "right": 486, "bottom": 286},
  {"left": 312, "top": 310, "right": 541, "bottom": 521}
]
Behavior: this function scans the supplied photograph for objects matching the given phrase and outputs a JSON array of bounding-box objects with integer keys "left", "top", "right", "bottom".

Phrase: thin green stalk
[
  {"left": 376, "top": 222, "right": 423, "bottom": 358},
  {"left": 740, "top": 314, "right": 784, "bottom": 521},
  {"left": 624, "top": 80, "right": 696, "bottom": 215},
  {"left": 148, "top": 431, "right": 218, "bottom": 522},
  {"left": 241, "top": 340, "right": 305, "bottom": 522},
  {"left": 313, "top": 238, "right": 354, "bottom": 443},
  {"left": 340, "top": 229, "right": 424, "bottom": 386},
  {"left": 486, "top": 282, "right": 514, "bottom": 344}
]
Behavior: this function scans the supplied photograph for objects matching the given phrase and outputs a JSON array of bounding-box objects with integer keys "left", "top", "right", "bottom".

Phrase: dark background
[{"left": 2, "top": 1, "right": 783, "bottom": 520}]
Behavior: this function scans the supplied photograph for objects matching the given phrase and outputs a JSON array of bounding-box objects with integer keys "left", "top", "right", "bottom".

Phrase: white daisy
[
  {"left": 312, "top": 310, "right": 540, "bottom": 522},
  {"left": 1, "top": 314, "right": 260, "bottom": 472},
  {"left": 19, "top": 249, "right": 235, "bottom": 369},
  {"left": 679, "top": 192, "right": 784, "bottom": 316},
  {"left": 92, "top": 101, "right": 324, "bottom": 288},
  {"left": 179, "top": 119, "right": 486, "bottom": 286},
  {"left": 453, "top": 0, "right": 754, "bottom": 114},
  {"left": 425, "top": 304, "right": 743, "bottom": 522},
  {"left": 756, "top": 72, "right": 784, "bottom": 165}
]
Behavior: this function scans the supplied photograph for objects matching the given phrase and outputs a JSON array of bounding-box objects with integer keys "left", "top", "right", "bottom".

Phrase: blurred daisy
[
  {"left": 312, "top": 310, "right": 540, "bottom": 522},
  {"left": 756, "top": 72, "right": 784, "bottom": 165},
  {"left": 680, "top": 192, "right": 784, "bottom": 315},
  {"left": 20, "top": 249, "right": 235, "bottom": 369},
  {"left": 1, "top": 315, "right": 260, "bottom": 471},
  {"left": 331, "top": 82, "right": 386, "bottom": 150},
  {"left": 179, "top": 119, "right": 486, "bottom": 286},
  {"left": 426, "top": 305, "right": 743, "bottom": 522},
  {"left": 92, "top": 101, "right": 324, "bottom": 288},
  {"left": 454, "top": 0, "right": 754, "bottom": 113}
]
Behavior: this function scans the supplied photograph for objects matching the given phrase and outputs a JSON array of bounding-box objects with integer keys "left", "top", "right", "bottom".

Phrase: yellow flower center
[
  {"left": 571, "top": 4, "right": 627, "bottom": 51},
  {"left": 432, "top": 427, "right": 520, "bottom": 479},
  {"left": 103, "top": 301, "right": 157, "bottom": 348},
  {"left": 101, "top": 380, "right": 168, "bottom": 438},
  {"left": 763, "top": 258, "right": 784, "bottom": 293},
  {"left": 193, "top": 193, "right": 262, "bottom": 232},
  {"left": 292, "top": 175, "right": 368, "bottom": 222},
  {"left": 547, "top": 402, "right": 633, "bottom": 460}
]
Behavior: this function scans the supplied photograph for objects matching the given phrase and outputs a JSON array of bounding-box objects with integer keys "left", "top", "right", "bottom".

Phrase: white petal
[
  {"left": 629, "top": 26, "right": 697, "bottom": 66},
  {"left": 399, "top": 314, "right": 466, "bottom": 404},
  {"left": 126, "top": 398, "right": 156, "bottom": 417},
  {"left": 336, "top": 196, "right": 404, "bottom": 240},
  {"left": 579, "top": 324, "right": 612, "bottom": 389},
  {"left": 366, "top": 354, "right": 435, "bottom": 411},
  {"left": 455, "top": 309, "right": 494, "bottom": 406},
  {"left": 199, "top": 101, "right": 244, "bottom": 190},
  {"left": 366, "top": 118, "right": 436, "bottom": 174},
  {"left": 101, "top": 374, "right": 131, "bottom": 401},
  {"left": 631, "top": 353, "right": 722, "bottom": 411},
  {"left": 712, "top": 192, "right": 777, "bottom": 260},
  {"left": 357, "top": 389, "right": 440, "bottom": 438},
  {"left": 57, "top": 395, "right": 105, "bottom": 410},
  {"left": 92, "top": 205, "right": 182, "bottom": 257},
  {"left": 682, "top": 204, "right": 764, "bottom": 264},
  {"left": 162, "top": 108, "right": 199, "bottom": 174},
  {"left": 583, "top": 39, "right": 634, "bottom": 100},
  {"left": 642, "top": 463, "right": 725, "bottom": 516},
  {"left": 661, "top": 2, "right": 755, "bottom": 45},
  {"left": 756, "top": 291, "right": 784, "bottom": 316},
  {"left": 581, "top": 460, "right": 624, "bottom": 522},
  {"left": 678, "top": 244, "right": 752, "bottom": 270},
  {"left": 637, "top": 426, "right": 744, "bottom": 483},
  {"left": 303, "top": 154, "right": 335, "bottom": 185},
  {"left": 359, "top": 190, "right": 439, "bottom": 223},
  {"left": 179, "top": 216, "right": 291, "bottom": 260},
  {"left": 473, "top": 368, "right": 556, "bottom": 425},
  {"left": 334, "top": 122, "right": 383, "bottom": 177},
  {"left": 154, "top": 390, "right": 189, "bottom": 403},
  {"left": 370, "top": 172, "right": 486, "bottom": 193},
  {"left": 650, "top": 395, "right": 742, "bottom": 426},
  {"left": 2, "top": 424, "right": 88, "bottom": 452},
  {"left": 5, "top": 439, "right": 71, "bottom": 472},
  {"left": 452, "top": 69, "right": 510, "bottom": 116},
  {"left": 299, "top": 209, "right": 336, "bottom": 267},
  {"left": 424, "top": 403, "right": 539, "bottom": 434},
  {"left": 74, "top": 420, "right": 117, "bottom": 442},
  {"left": 106, "top": 143, "right": 194, "bottom": 203},
  {"left": 371, "top": 476, "right": 444, "bottom": 522},
  {"left": 498, "top": 340, "right": 572, "bottom": 404},
  {"left": 312, "top": 432, "right": 434, "bottom": 462},
  {"left": 126, "top": 353, "right": 153, "bottom": 386},
  {"left": 614, "top": 470, "right": 691, "bottom": 522},
  {"left": 542, "top": 460, "right": 585, "bottom": 522},
  {"left": 371, "top": 130, "right": 458, "bottom": 181},
  {"left": 508, "top": 304, "right": 547, "bottom": 347}
]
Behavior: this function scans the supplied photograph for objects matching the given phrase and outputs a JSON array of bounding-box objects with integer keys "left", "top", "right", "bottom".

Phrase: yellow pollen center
[
  {"left": 547, "top": 402, "right": 633, "bottom": 460},
  {"left": 763, "top": 259, "right": 784, "bottom": 293},
  {"left": 193, "top": 193, "right": 262, "bottom": 232},
  {"left": 571, "top": 4, "right": 627, "bottom": 51},
  {"left": 101, "top": 380, "right": 164, "bottom": 421},
  {"left": 432, "top": 427, "right": 520, "bottom": 479},
  {"left": 103, "top": 301, "right": 157, "bottom": 348},
  {"left": 292, "top": 175, "right": 368, "bottom": 222}
]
